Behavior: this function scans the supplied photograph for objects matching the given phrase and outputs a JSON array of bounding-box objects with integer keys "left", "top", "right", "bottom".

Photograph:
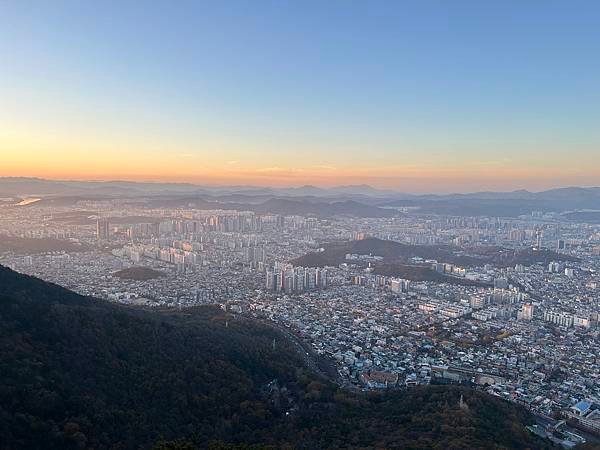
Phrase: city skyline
[{"left": 2, "top": 1, "right": 600, "bottom": 192}]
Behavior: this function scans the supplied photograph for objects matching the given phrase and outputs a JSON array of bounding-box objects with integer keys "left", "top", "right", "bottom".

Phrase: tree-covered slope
[{"left": 0, "top": 266, "right": 553, "bottom": 449}]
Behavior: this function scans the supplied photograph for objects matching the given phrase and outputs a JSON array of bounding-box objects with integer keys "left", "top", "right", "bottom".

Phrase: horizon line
[{"left": 0, "top": 175, "right": 598, "bottom": 197}]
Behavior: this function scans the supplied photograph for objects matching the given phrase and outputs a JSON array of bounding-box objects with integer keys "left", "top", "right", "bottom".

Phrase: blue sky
[{"left": 1, "top": 1, "right": 599, "bottom": 192}]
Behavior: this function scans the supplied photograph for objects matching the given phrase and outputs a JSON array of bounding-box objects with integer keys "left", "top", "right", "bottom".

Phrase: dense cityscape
[
  {"left": 1, "top": 189, "right": 598, "bottom": 448},
  {"left": 4, "top": 3, "right": 600, "bottom": 448}
]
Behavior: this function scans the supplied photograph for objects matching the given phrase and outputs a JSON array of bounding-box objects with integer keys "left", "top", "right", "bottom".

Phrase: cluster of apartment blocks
[
  {"left": 548, "top": 260, "right": 577, "bottom": 277},
  {"left": 469, "top": 289, "right": 596, "bottom": 328},
  {"left": 418, "top": 301, "right": 472, "bottom": 318},
  {"left": 114, "top": 242, "right": 205, "bottom": 272},
  {"left": 98, "top": 214, "right": 267, "bottom": 239},
  {"left": 100, "top": 213, "right": 319, "bottom": 240},
  {"left": 469, "top": 285, "right": 527, "bottom": 309},
  {"left": 431, "top": 262, "right": 467, "bottom": 277},
  {"left": 349, "top": 274, "right": 411, "bottom": 294},
  {"left": 471, "top": 300, "right": 596, "bottom": 329},
  {"left": 114, "top": 235, "right": 267, "bottom": 273},
  {"left": 265, "top": 264, "right": 328, "bottom": 293},
  {"left": 543, "top": 310, "right": 595, "bottom": 329}
]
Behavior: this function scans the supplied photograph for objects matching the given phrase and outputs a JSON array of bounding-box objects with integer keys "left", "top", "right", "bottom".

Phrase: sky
[{"left": 1, "top": 1, "right": 599, "bottom": 193}]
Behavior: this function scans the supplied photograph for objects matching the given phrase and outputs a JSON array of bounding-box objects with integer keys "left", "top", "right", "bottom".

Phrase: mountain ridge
[
  {"left": 0, "top": 265, "right": 554, "bottom": 449},
  {"left": 2, "top": 178, "right": 599, "bottom": 217},
  {"left": 1, "top": 176, "right": 598, "bottom": 198}
]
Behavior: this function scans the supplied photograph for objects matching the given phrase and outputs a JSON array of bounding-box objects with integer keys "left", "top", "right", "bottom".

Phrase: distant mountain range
[
  {"left": 0, "top": 265, "right": 553, "bottom": 449},
  {"left": 1, "top": 177, "right": 599, "bottom": 217},
  {"left": 383, "top": 187, "right": 600, "bottom": 216},
  {"left": 0, "top": 177, "right": 399, "bottom": 198}
]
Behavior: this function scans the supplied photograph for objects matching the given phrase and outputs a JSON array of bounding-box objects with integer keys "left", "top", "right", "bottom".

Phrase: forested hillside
[{"left": 0, "top": 266, "right": 553, "bottom": 449}]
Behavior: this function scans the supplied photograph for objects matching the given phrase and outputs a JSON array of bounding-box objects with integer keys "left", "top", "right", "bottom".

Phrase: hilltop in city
[
  {"left": 112, "top": 266, "right": 166, "bottom": 281},
  {"left": 291, "top": 237, "right": 579, "bottom": 283},
  {"left": 0, "top": 265, "right": 553, "bottom": 449}
]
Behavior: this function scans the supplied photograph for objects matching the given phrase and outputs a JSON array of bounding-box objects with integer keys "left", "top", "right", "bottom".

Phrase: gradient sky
[{"left": 1, "top": 1, "right": 599, "bottom": 193}]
